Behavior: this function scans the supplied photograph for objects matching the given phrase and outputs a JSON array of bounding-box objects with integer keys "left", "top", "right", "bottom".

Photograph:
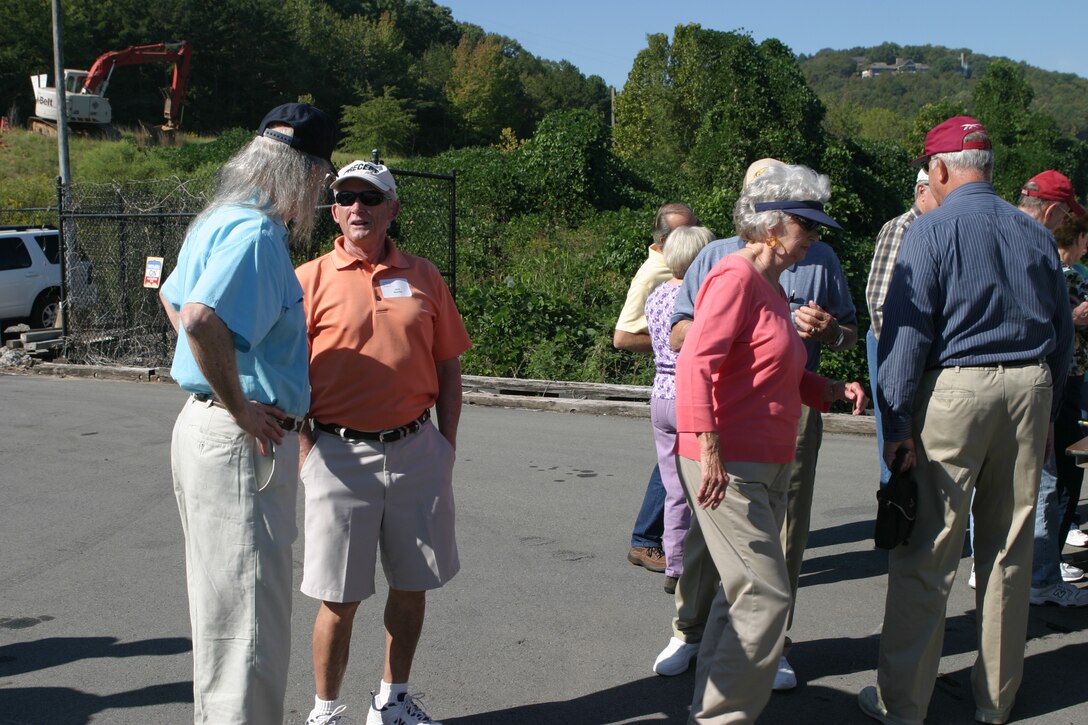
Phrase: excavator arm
[{"left": 81, "top": 40, "right": 192, "bottom": 130}]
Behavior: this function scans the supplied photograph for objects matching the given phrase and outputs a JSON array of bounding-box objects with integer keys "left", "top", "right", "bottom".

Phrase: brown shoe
[
  {"left": 628, "top": 546, "right": 666, "bottom": 573},
  {"left": 664, "top": 576, "right": 678, "bottom": 594}
]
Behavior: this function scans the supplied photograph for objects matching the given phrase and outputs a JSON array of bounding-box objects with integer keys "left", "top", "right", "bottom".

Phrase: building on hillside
[{"left": 861, "top": 57, "right": 931, "bottom": 78}]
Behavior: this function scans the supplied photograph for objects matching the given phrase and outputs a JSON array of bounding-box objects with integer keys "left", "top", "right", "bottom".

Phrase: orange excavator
[{"left": 29, "top": 40, "right": 192, "bottom": 138}]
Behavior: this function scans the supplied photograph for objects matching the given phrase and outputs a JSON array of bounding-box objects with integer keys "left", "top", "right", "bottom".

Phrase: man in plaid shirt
[{"left": 865, "top": 168, "right": 937, "bottom": 483}]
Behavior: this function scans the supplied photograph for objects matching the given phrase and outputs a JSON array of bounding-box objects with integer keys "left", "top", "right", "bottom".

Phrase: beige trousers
[
  {"left": 672, "top": 410, "right": 819, "bottom": 644},
  {"left": 171, "top": 397, "right": 298, "bottom": 725},
  {"left": 679, "top": 456, "right": 792, "bottom": 725},
  {"left": 875, "top": 363, "right": 1051, "bottom": 724},
  {"left": 782, "top": 405, "right": 822, "bottom": 633}
]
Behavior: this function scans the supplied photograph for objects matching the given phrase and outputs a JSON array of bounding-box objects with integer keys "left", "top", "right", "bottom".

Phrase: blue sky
[{"left": 440, "top": 0, "right": 1088, "bottom": 88}]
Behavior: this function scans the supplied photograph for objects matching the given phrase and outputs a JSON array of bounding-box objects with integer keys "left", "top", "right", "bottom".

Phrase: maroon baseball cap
[
  {"left": 1022, "top": 170, "right": 1086, "bottom": 217},
  {"left": 911, "top": 115, "right": 992, "bottom": 167}
]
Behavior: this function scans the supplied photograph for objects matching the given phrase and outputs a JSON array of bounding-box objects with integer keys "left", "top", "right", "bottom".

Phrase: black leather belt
[
  {"left": 315, "top": 410, "right": 431, "bottom": 443},
  {"left": 190, "top": 393, "right": 305, "bottom": 432}
]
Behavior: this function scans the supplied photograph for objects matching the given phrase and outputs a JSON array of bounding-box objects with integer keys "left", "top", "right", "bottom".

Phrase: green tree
[
  {"left": 445, "top": 34, "right": 523, "bottom": 145},
  {"left": 340, "top": 87, "right": 418, "bottom": 156},
  {"left": 615, "top": 26, "right": 825, "bottom": 188},
  {"left": 613, "top": 33, "right": 673, "bottom": 161},
  {"left": 973, "top": 60, "right": 1068, "bottom": 199},
  {"left": 516, "top": 108, "right": 628, "bottom": 221},
  {"left": 856, "top": 107, "right": 911, "bottom": 144}
]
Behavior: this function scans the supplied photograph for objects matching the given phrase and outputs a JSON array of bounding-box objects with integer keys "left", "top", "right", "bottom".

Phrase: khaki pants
[
  {"left": 876, "top": 363, "right": 1051, "bottom": 724},
  {"left": 679, "top": 456, "right": 792, "bottom": 725},
  {"left": 782, "top": 405, "right": 822, "bottom": 633},
  {"left": 171, "top": 398, "right": 298, "bottom": 725},
  {"left": 672, "top": 410, "right": 819, "bottom": 645}
]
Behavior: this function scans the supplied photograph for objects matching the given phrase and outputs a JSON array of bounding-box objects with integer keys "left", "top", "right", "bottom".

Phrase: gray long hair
[
  {"left": 191, "top": 136, "right": 328, "bottom": 248},
  {"left": 733, "top": 164, "right": 831, "bottom": 243}
]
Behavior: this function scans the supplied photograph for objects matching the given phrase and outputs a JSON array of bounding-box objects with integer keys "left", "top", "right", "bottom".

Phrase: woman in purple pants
[{"left": 644, "top": 225, "right": 716, "bottom": 593}]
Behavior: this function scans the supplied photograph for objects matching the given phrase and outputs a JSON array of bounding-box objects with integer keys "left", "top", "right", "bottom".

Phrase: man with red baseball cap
[
  {"left": 861, "top": 117, "right": 1073, "bottom": 725},
  {"left": 1019, "top": 169, "right": 1086, "bottom": 232},
  {"left": 910, "top": 115, "right": 993, "bottom": 168},
  {"left": 1021, "top": 167, "right": 1088, "bottom": 611}
]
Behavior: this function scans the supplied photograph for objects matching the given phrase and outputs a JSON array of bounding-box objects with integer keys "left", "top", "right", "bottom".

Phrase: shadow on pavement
[
  {"left": 443, "top": 673, "right": 695, "bottom": 724},
  {"left": 0, "top": 636, "right": 191, "bottom": 677},
  {"left": 798, "top": 547, "right": 888, "bottom": 589},
  {"left": 805, "top": 519, "right": 874, "bottom": 550},
  {"left": 0, "top": 682, "right": 191, "bottom": 724},
  {"left": 933, "top": 640, "right": 1088, "bottom": 723}
]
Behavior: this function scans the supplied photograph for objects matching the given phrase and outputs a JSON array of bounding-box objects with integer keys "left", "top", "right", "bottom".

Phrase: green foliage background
[{"left": 5, "top": 17, "right": 1088, "bottom": 399}]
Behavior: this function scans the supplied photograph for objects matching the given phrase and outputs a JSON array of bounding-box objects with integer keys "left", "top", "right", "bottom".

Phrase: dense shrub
[{"left": 515, "top": 109, "right": 631, "bottom": 221}]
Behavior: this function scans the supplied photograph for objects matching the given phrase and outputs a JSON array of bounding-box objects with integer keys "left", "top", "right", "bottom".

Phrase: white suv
[{"left": 0, "top": 226, "right": 94, "bottom": 329}]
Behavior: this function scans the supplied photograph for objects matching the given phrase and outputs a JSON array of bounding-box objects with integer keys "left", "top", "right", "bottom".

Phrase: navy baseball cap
[
  {"left": 753, "top": 200, "right": 843, "bottom": 231},
  {"left": 257, "top": 103, "right": 336, "bottom": 163}
]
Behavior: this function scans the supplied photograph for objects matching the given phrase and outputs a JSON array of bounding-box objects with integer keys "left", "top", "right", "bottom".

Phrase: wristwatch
[{"left": 833, "top": 324, "right": 846, "bottom": 348}]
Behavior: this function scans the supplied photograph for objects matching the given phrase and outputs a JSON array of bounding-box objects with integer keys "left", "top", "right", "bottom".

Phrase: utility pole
[
  {"left": 51, "top": 0, "right": 71, "bottom": 185},
  {"left": 51, "top": 0, "right": 73, "bottom": 333}
]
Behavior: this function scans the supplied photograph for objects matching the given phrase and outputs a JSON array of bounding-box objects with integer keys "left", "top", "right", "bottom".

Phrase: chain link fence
[{"left": 0, "top": 166, "right": 455, "bottom": 367}]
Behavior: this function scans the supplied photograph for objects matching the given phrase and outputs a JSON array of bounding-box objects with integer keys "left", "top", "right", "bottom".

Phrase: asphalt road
[{"left": 0, "top": 374, "right": 1086, "bottom": 724}]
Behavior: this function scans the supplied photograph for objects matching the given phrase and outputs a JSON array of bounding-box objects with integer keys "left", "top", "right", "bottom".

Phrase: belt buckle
[{"left": 378, "top": 425, "right": 403, "bottom": 443}]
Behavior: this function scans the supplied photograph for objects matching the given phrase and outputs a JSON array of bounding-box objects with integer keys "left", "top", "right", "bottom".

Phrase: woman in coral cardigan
[{"left": 674, "top": 163, "right": 867, "bottom": 724}]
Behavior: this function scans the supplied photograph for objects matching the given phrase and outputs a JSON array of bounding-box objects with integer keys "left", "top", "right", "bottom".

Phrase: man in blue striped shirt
[{"left": 859, "top": 117, "right": 1073, "bottom": 725}]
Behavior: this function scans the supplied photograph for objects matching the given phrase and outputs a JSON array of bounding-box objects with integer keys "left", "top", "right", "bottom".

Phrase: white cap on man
[{"left": 332, "top": 160, "right": 398, "bottom": 198}]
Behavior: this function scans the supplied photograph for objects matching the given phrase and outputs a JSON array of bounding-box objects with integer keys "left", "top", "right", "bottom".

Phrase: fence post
[
  {"left": 116, "top": 187, "right": 130, "bottom": 330},
  {"left": 55, "top": 176, "right": 71, "bottom": 337}
]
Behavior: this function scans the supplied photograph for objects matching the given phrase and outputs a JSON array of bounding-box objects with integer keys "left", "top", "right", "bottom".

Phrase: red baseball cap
[
  {"left": 1022, "top": 170, "right": 1086, "bottom": 217},
  {"left": 911, "top": 115, "right": 992, "bottom": 167}
]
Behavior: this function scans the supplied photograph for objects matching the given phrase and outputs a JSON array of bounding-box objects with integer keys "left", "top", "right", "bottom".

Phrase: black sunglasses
[
  {"left": 334, "top": 190, "right": 387, "bottom": 207},
  {"left": 787, "top": 213, "right": 820, "bottom": 232}
]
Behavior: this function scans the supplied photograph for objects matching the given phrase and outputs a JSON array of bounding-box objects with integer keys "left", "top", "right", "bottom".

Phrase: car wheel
[{"left": 30, "top": 289, "right": 60, "bottom": 329}]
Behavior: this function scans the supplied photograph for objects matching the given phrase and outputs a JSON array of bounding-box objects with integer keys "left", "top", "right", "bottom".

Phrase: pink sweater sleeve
[
  {"left": 675, "top": 263, "right": 752, "bottom": 434},
  {"left": 800, "top": 369, "right": 832, "bottom": 413}
]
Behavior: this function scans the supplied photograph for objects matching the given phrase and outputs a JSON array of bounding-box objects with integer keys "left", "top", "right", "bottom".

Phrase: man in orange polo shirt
[{"left": 296, "top": 160, "right": 471, "bottom": 725}]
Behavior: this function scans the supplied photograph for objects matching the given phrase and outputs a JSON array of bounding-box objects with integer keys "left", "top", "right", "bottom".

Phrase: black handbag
[{"left": 874, "top": 448, "right": 917, "bottom": 549}]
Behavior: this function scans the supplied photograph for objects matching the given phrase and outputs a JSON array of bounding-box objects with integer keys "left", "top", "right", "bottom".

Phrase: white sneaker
[
  {"left": 653, "top": 636, "right": 699, "bottom": 676},
  {"left": 1030, "top": 581, "right": 1088, "bottom": 607},
  {"left": 1061, "top": 561, "right": 1085, "bottom": 583},
  {"left": 968, "top": 564, "right": 976, "bottom": 590},
  {"left": 367, "top": 692, "right": 440, "bottom": 725},
  {"left": 773, "top": 655, "right": 797, "bottom": 691},
  {"left": 306, "top": 705, "right": 351, "bottom": 725},
  {"left": 1067, "top": 528, "right": 1088, "bottom": 547}
]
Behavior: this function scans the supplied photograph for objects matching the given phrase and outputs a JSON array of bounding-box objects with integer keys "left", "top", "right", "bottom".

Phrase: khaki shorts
[{"left": 300, "top": 422, "right": 459, "bottom": 603}]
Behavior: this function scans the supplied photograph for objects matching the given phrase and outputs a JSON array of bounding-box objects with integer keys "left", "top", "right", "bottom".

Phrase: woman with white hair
[
  {"left": 644, "top": 225, "right": 716, "bottom": 594},
  {"left": 674, "top": 163, "right": 866, "bottom": 723}
]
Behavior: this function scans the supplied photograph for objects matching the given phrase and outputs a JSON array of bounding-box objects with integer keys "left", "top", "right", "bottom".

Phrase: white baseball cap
[{"left": 332, "top": 160, "right": 397, "bottom": 197}]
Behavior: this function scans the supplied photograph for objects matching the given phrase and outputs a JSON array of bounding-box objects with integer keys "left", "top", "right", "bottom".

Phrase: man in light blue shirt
[{"left": 158, "top": 102, "right": 335, "bottom": 725}]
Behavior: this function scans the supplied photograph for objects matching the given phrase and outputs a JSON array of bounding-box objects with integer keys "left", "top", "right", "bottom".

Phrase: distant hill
[{"left": 799, "top": 43, "right": 1088, "bottom": 140}]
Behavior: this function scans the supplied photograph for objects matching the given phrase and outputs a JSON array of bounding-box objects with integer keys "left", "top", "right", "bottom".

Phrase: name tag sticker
[{"left": 379, "top": 278, "right": 413, "bottom": 298}]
